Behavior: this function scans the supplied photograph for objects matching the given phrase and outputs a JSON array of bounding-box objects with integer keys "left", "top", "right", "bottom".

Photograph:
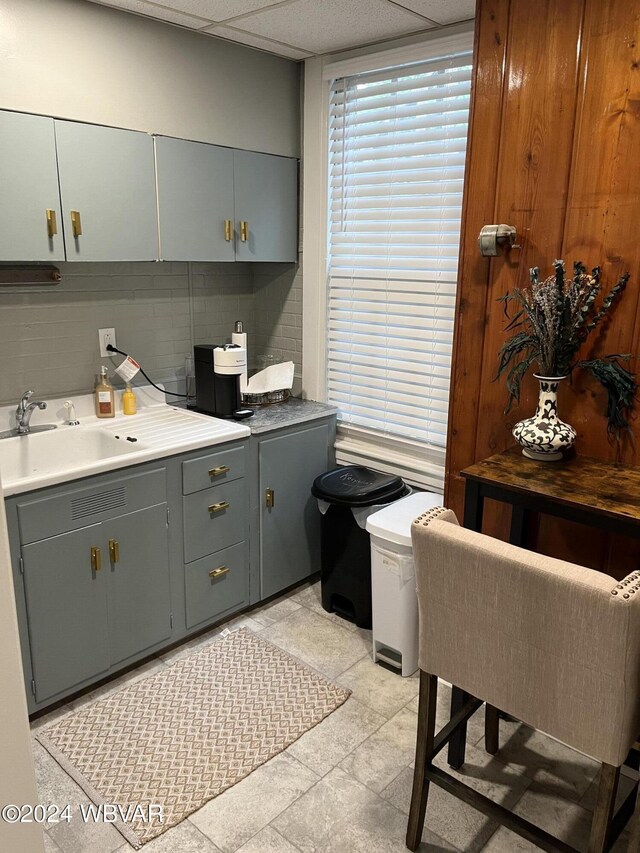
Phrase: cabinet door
[
  {"left": 156, "top": 136, "right": 235, "bottom": 262},
  {"left": 22, "top": 524, "right": 109, "bottom": 703},
  {"left": 259, "top": 424, "right": 329, "bottom": 598},
  {"left": 107, "top": 504, "right": 171, "bottom": 666},
  {"left": 55, "top": 120, "right": 158, "bottom": 261},
  {"left": 0, "top": 111, "right": 64, "bottom": 261},
  {"left": 234, "top": 150, "right": 297, "bottom": 262}
]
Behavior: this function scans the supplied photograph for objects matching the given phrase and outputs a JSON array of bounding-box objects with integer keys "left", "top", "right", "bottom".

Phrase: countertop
[{"left": 246, "top": 398, "right": 338, "bottom": 434}]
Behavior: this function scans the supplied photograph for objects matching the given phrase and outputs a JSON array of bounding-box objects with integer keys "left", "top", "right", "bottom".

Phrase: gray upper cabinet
[
  {"left": 55, "top": 120, "right": 158, "bottom": 262},
  {"left": 234, "top": 150, "right": 298, "bottom": 262},
  {"left": 156, "top": 136, "right": 235, "bottom": 262},
  {"left": 0, "top": 111, "right": 65, "bottom": 262}
]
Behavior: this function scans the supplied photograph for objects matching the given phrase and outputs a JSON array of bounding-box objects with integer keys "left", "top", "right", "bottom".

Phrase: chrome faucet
[{"left": 15, "top": 390, "right": 47, "bottom": 435}]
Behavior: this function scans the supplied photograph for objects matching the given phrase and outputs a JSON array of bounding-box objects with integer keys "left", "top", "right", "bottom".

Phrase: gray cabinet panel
[
  {"left": 259, "top": 424, "right": 329, "bottom": 598},
  {"left": 55, "top": 121, "right": 158, "bottom": 261},
  {"left": 182, "top": 445, "right": 245, "bottom": 495},
  {"left": 183, "top": 478, "right": 246, "bottom": 563},
  {"left": 185, "top": 542, "right": 248, "bottom": 629},
  {"left": 22, "top": 524, "right": 110, "bottom": 703},
  {"left": 107, "top": 504, "right": 171, "bottom": 666},
  {"left": 234, "top": 150, "right": 297, "bottom": 262},
  {"left": 0, "top": 111, "right": 64, "bottom": 262},
  {"left": 156, "top": 136, "right": 235, "bottom": 262}
]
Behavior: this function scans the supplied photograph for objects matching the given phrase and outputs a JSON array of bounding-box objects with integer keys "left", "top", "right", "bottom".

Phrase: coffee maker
[{"left": 193, "top": 344, "right": 254, "bottom": 420}]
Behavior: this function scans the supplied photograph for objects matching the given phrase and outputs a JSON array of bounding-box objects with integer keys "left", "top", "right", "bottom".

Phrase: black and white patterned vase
[{"left": 512, "top": 375, "right": 577, "bottom": 462}]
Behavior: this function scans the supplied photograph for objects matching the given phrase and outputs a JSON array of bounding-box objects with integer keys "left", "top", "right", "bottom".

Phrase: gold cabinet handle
[
  {"left": 208, "top": 465, "right": 230, "bottom": 478},
  {"left": 70, "top": 210, "right": 82, "bottom": 237},
  {"left": 240, "top": 220, "right": 248, "bottom": 242},
  {"left": 266, "top": 488, "right": 274, "bottom": 508},
  {"left": 209, "top": 565, "right": 230, "bottom": 579},
  {"left": 208, "top": 500, "right": 230, "bottom": 514},
  {"left": 46, "top": 209, "right": 57, "bottom": 238},
  {"left": 108, "top": 539, "right": 120, "bottom": 563},
  {"left": 224, "top": 219, "right": 233, "bottom": 241},
  {"left": 91, "top": 546, "right": 102, "bottom": 572}
]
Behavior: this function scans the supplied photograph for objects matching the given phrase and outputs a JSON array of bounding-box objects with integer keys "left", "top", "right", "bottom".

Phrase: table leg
[
  {"left": 463, "top": 479, "right": 484, "bottom": 532},
  {"left": 509, "top": 504, "right": 529, "bottom": 547}
]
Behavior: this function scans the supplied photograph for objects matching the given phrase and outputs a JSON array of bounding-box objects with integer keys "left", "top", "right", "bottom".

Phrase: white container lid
[{"left": 365, "top": 491, "right": 443, "bottom": 547}]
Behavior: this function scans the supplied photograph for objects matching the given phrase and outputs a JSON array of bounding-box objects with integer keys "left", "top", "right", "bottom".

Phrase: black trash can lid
[{"left": 311, "top": 465, "right": 405, "bottom": 507}]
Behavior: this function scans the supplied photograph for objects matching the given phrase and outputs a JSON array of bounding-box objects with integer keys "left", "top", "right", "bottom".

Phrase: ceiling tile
[
  {"left": 88, "top": 0, "right": 211, "bottom": 28},
  {"left": 206, "top": 25, "right": 312, "bottom": 58},
  {"left": 136, "top": 0, "right": 287, "bottom": 21},
  {"left": 233, "top": 0, "right": 434, "bottom": 54},
  {"left": 391, "top": 0, "right": 475, "bottom": 25}
]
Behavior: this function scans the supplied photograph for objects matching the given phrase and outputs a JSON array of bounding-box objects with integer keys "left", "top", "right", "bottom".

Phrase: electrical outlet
[{"left": 98, "top": 328, "right": 116, "bottom": 358}]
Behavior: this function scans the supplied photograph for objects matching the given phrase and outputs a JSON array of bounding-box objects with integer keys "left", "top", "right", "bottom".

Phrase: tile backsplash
[{"left": 0, "top": 259, "right": 302, "bottom": 405}]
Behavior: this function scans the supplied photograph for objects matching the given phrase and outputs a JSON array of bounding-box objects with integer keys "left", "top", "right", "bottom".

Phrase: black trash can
[{"left": 311, "top": 466, "right": 409, "bottom": 629}]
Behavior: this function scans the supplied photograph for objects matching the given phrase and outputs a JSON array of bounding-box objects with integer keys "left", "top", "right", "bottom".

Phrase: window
[{"left": 325, "top": 47, "right": 472, "bottom": 473}]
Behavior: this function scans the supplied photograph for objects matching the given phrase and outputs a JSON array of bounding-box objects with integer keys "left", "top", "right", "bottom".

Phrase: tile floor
[{"left": 31, "top": 580, "right": 636, "bottom": 853}]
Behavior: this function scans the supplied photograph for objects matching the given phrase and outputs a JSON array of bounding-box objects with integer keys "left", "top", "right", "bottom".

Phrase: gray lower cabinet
[
  {"left": 0, "top": 110, "right": 65, "bottom": 262},
  {"left": 156, "top": 136, "right": 235, "bottom": 262},
  {"left": 234, "top": 150, "right": 298, "bottom": 262},
  {"left": 107, "top": 504, "right": 171, "bottom": 666},
  {"left": 258, "top": 423, "right": 332, "bottom": 598},
  {"left": 55, "top": 120, "right": 158, "bottom": 261},
  {"left": 22, "top": 522, "right": 110, "bottom": 705}
]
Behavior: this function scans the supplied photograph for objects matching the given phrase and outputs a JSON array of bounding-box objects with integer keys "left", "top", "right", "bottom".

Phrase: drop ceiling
[{"left": 87, "top": 0, "right": 475, "bottom": 59}]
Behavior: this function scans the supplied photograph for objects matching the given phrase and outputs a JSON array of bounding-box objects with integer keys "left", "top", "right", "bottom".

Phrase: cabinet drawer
[
  {"left": 18, "top": 468, "right": 166, "bottom": 545},
  {"left": 185, "top": 542, "right": 248, "bottom": 629},
  {"left": 183, "top": 478, "right": 246, "bottom": 563},
  {"left": 182, "top": 446, "right": 245, "bottom": 495}
]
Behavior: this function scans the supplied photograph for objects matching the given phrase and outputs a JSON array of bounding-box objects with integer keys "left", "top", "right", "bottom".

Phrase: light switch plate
[{"left": 98, "top": 328, "right": 116, "bottom": 357}]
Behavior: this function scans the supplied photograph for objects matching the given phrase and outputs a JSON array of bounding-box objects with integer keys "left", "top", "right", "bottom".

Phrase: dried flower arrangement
[{"left": 496, "top": 260, "right": 637, "bottom": 439}]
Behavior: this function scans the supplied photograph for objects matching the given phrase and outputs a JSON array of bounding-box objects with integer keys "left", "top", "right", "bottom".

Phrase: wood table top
[{"left": 461, "top": 446, "right": 640, "bottom": 524}]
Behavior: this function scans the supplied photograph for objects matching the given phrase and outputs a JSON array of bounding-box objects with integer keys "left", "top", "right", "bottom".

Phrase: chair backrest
[{"left": 411, "top": 509, "right": 640, "bottom": 767}]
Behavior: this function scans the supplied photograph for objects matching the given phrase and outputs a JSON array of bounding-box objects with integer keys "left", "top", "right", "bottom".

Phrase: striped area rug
[{"left": 37, "top": 628, "right": 351, "bottom": 848}]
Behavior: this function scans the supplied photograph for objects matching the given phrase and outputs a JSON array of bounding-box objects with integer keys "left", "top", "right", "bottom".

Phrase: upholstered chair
[{"left": 406, "top": 507, "right": 640, "bottom": 853}]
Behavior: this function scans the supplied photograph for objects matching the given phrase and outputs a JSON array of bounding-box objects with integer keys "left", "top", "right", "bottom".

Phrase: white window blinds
[{"left": 327, "top": 49, "right": 472, "bottom": 450}]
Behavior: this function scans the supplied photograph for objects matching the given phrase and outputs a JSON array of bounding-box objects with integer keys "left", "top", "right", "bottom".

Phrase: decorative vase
[{"left": 512, "top": 375, "right": 577, "bottom": 461}]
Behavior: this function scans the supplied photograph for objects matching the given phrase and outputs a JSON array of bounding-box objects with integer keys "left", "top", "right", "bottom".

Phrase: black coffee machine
[{"left": 193, "top": 344, "right": 253, "bottom": 420}]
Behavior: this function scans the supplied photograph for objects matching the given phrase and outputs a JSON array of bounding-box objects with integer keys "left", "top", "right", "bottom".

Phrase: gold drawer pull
[
  {"left": 71, "top": 210, "right": 82, "bottom": 237},
  {"left": 46, "top": 208, "right": 57, "bottom": 237},
  {"left": 208, "top": 500, "right": 229, "bottom": 514},
  {"left": 209, "top": 565, "right": 230, "bottom": 579},
  {"left": 266, "top": 488, "right": 274, "bottom": 508},
  {"left": 91, "top": 546, "right": 102, "bottom": 572},
  {"left": 240, "top": 220, "right": 248, "bottom": 242},
  {"left": 224, "top": 219, "right": 233, "bottom": 241},
  {"left": 109, "top": 539, "right": 120, "bottom": 563},
  {"left": 208, "top": 465, "right": 230, "bottom": 478}
]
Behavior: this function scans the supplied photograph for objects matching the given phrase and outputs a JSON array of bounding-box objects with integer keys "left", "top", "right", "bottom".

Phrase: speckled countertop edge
[{"left": 247, "top": 398, "right": 338, "bottom": 434}]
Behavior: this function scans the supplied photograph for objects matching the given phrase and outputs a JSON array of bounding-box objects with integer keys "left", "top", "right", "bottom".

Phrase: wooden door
[
  {"left": 156, "top": 136, "right": 235, "bottom": 261},
  {"left": 106, "top": 504, "right": 171, "bottom": 666},
  {"left": 55, "top": 120, "right": 158, "bottom": 261},
  {"left": 0, "top": 110, "right": 64, "bottom": 261},
  {"left": 234, "top": 150, "right": 298, "bottom": 262},
  {"left": 259, "top": 424, "right": 329, "bottom": 598},
  {"left": 22, "top": 524, "right": 109, "bottom": 703}
]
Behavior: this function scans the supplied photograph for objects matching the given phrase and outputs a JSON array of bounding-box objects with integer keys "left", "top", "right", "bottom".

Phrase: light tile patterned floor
[{"left": 31, "top": 581, "right": 636, "bottom": 853}]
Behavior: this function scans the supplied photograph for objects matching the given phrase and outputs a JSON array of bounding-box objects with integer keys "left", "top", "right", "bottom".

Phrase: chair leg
[
  {"left": 588, "top": 763, "right": 620, "bottom": 853},
  {"left": 406, "top": 671, "right": 438, "bottom": 851},
  {"left": 485, "top": 703, "right": 499, "bottom": 755},
  {"left": 448, "top": 686, "right": 469, "bottom": 769}
]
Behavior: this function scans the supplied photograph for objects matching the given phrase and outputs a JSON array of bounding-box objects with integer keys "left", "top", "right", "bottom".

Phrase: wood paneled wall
[{"left": 445, "top": 0, "right": 640, "bottom": 573}]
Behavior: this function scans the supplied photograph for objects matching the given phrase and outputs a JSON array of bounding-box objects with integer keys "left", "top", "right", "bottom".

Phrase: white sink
[{"left": 0, "top": 427, "right": 148, "bottom": 485}]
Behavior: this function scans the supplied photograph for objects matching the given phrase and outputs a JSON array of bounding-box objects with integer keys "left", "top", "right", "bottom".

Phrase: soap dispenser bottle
[
  {"left": 122, "top": 382, "right": 137, "bottom": 415},
  {"left": 95, "top": 365, "right": 115, "bottom": 418}
]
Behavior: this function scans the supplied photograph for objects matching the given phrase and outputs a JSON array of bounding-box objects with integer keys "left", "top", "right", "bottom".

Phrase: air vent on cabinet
[{"left": 71, "top": 486, "right": 127, "bottom": 520}]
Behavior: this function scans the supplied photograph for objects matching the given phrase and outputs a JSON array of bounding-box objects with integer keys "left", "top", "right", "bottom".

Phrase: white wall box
[
  {"left": 55, "top": 120, "right": 159, "bottom": 262},
  {"left": 0, "top": 111, "right": 65, "bottom": 262}
]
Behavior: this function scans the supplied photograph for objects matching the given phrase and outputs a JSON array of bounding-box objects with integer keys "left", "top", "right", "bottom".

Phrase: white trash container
[{"left": 365, "top": 491, "right": 442, "bottom": 676}]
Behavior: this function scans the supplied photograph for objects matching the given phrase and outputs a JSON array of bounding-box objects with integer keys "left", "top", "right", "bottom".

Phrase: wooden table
[{"left": 448, "top": 446, "right": 640, "bottom": 769}]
